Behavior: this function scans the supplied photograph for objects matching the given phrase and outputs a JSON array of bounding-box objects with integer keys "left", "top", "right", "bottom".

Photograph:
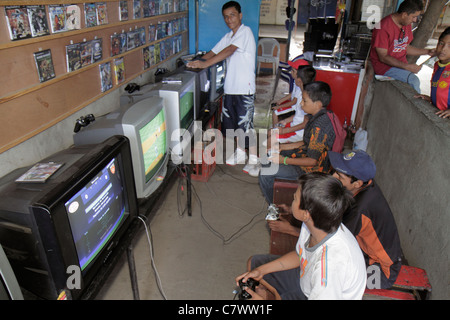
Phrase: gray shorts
[{"left": 250, "top": 254, "right": 307, "bottom": 300}]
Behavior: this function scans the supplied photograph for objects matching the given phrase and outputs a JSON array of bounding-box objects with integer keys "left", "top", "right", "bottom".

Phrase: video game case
[
  {"left": 127, "top": 29, "right": 138, "bottom": 51},
  {"left": 66, "top": 43, "right": 81, "bottom": 72},
  {"left": 48, "top": 4, "right": 67, "bottom": 33},
  {"left": 149, "top": 45, "right": 155, "bottom": 65},
  {"left": 119, "top": 0, "right": 129, "bottom": 21},
  {"left": 84, "top": 3, "right": 97, "bottom": 28},
  {"left": 133, "top": 0, "right": 141, "bottom": 19},
  {"left": 27, "top": 5, "right": 50, "bottom": 37},
  {"left": 34, "top": 49, "right": 55, "bottom": 83},
  {"left": 162, "top": 77, "right": 182, "bottom": 84},
  {"left": 143, "top": 46, "right": 151, "bottom": 69},
  {"left": 15, "top": 162, "right": 64, "bottom": 183},
  {"left": 92, "top": 38, "right": 103, "bottom": 63},
  {"left": 154, "top": 42, "right": 161, "bottom": 64},
  {"left": 4, "top": 5, "right": 32, "bottom": 40},
  {"left": 99, "top": 62, "right": 113, "bottom": 92},
  {"left": 96, "top": 2, "right": 108, "bottom": 25},
  {"left": 80, "top": 41, "right": 93, "bottom": 68},
  {"left": 113, "top": 57, "right": 125, "bottom": 84},
  {"left": 66, "top": 4, "right": 81, "bottom": 30},
  {"left": 143, "top": 0, "right": 151, "bottom": 18},
  {"left": 149, "top": 24, "right": 157, "bottom": 42}
]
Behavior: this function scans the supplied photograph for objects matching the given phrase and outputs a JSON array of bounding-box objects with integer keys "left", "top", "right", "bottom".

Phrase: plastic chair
[{"left": 256, "top": 38, "right": 280, "bottom": 75}]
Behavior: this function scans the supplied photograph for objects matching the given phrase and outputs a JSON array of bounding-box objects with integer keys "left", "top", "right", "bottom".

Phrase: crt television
[
  {"left": 74, "top": 96, "right": 169, "bottom": 199},
  {"left": 184, "top": 66, "right": 211, "bottom": 120},
  {"left": 0, "top": 136, "right": 138, "bottom": 300},
  {"left": 131, "top": 72, "right": 197, "bottom": 163}
]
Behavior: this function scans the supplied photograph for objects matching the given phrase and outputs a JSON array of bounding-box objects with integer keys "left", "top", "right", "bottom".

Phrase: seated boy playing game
[
  {"left": 237, "top": 172, "right": 367, "bottom": 300},
  {"left": 259, "top": 81, "right": 336, "bottom": 203}
]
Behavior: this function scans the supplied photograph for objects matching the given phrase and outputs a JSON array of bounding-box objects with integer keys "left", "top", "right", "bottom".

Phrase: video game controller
[
  {"left": 265, "top": 204, "right": 280, "bottom": 221},
  {"left": 124, "top": 82, "right": 140, "bottom": 93},
  {"left": 238, "top": 278, "right": 259, "bottom": 300},
  {"left": 73, "top": 114, "right": 95, "bottom": 133}
]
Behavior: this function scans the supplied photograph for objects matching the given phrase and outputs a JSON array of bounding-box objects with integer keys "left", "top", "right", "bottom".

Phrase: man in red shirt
[{"left": 369, "top": 0, "right": 435, "bottom": 93}]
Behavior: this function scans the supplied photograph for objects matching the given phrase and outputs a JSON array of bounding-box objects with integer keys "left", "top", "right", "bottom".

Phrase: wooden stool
[{"left": 364, "top": 265, "right": 432, "bottom": 300}]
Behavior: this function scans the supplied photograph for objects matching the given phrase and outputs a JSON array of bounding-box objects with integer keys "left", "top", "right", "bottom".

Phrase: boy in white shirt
[
  {"left": 271, "top": 59, "right": 310, "bottom": 124},
  {"left": 186, "top": 1, "right": 257, "bottom": 171},
  {"left": 266, "top": 64, "right": 316, "bottom": 149},
  {"left": 236, "top": 172, "right": 367, "bottom": 300}
]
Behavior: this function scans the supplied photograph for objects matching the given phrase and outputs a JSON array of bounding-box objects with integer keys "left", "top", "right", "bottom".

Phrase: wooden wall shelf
[{"left": 0, "top": 0, "right": 189, "bottom": 153}]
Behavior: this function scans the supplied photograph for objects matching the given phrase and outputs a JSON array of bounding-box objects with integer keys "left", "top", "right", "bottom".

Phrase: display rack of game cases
[
  {"left": 5, "top": 1, "right": 189, "bottom": 87},
  {"left": 111, "top": 15, "right": 187, "bottom": 56},
  {"left": 4, "top": 1, "right": 188, "bottom": 41}
]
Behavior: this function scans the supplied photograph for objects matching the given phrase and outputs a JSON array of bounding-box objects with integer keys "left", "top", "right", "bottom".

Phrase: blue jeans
[
  {"left": 258, "top": 161, "right": 303, "bottom": 203},
  {"left": 250, "top": 254, "right": 307, "bottom": 300},
  {"left": 384, "top": 67, "right": 421, "bottom": 93}
]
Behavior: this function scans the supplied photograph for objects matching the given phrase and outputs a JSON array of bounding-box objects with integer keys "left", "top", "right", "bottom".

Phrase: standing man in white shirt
[{"left": 187, "top": 1, "right": 258, "bottom": 175}]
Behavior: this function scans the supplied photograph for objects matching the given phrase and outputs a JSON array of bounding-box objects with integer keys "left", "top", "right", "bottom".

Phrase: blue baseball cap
[{"left": 328, "top": 150, "right": 376, "bottom": 182}]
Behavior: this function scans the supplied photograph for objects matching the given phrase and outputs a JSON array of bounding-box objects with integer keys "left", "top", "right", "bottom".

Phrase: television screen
[
  {"left": 184, "top": 66, "right": 211, "bottom": 119},
  {"left": 65, "top": 156, "right": 128, "bottom": 273},
  {"left": 73, "top": 96, "right": 169, "bottom": 199},
  {"left": 179, "top": 85, "right": 194, "bottom": 130},
  {"left": 210, "top": 60, "right": 226, "bottom": 102},
  {"left": 214, "top": 61, "right": 225, "bottom": 94},
  {"left": 139, "top": 108, "right": 167, "bottom": 183}
]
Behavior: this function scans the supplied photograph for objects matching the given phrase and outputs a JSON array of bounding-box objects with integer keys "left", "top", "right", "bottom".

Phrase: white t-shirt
[
  {"left": 211, "top": 24, "right": 256, "bottom": 95},
  {"left": 291, "top": 85, "right": 305, "bottom": 126},
  {"left": 296, "top": 223, "right": 367, "bottom": 300}
]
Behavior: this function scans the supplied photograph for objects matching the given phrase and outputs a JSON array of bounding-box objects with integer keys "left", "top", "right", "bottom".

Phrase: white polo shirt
[{"left": 211, "top": 24, "right": 256, "bottom": 95}]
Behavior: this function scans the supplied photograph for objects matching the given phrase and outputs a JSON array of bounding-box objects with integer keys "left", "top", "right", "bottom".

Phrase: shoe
[
  {"left": 243, "top": 155, "right": 260, "bottom": 177},
  {"left": 243, "top": 163, "right": 261, "bottom": 177},
  {"left": 225, "top": 148, "right": 247, "bottom": 166}
]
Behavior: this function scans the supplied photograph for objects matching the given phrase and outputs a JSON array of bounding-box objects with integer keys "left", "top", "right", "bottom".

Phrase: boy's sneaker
[
  {"left": 225, "top": 148, "right": 247, "bottom": 166},
  {"left": 243, "top": 162, "right": 261, "bottom": 177},
  {"left": 243, "top": 154, "right": 260, "bottom": 177}
]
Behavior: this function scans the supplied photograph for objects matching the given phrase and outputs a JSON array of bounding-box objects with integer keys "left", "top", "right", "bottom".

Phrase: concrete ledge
[{"left": 365, "top": 80, "right": 450, "bottom": 299}]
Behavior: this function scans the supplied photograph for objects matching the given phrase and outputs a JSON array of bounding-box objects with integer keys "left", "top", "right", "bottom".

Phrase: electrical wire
[
  {"left": 136, "top": 215, "right": 168, "bottom": 300},
  {"left": 175, "top": 163, "right": 267, "bottom": 245}
]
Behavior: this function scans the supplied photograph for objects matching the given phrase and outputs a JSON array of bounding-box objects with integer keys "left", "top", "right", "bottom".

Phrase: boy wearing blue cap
[{"left": 328, "top": 150, "right": 403, "bottom": 289}]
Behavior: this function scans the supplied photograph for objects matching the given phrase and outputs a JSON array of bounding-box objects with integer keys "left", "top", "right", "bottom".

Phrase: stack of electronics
[
  {"left": 303, "top": 18, "right": 339, "bottom": 53},
  {"left": 342, "top": 23, "right": 372, "bottom": 62},
  {"left": 0, "top": 59, "right": 226, "bottom": 300},
  {"left": 182, "top": 53, "right": 226, "bottom": 128}
]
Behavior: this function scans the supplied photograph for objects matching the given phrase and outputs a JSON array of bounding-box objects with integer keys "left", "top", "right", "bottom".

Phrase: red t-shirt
[{"left": 369, "top": 15, "right": 414, "bottom": 75}]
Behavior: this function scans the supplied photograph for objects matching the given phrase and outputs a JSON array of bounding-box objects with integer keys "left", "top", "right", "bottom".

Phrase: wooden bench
[
  {"left": 270, "top": 179, "right": 300, "bottom": 255},
  {"left": 364, "top": 265, "right": 432, "bottom": 300},
  {"left": 271, "top": 179, "right": 432, "bottom": 300}
]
